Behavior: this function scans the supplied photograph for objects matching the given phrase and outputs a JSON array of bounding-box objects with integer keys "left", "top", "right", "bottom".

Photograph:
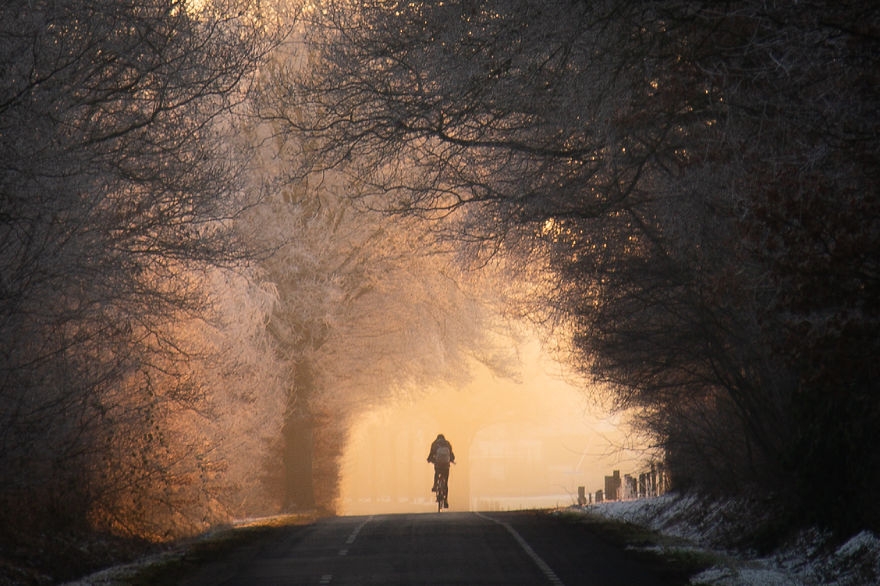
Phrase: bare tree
[
  {"left": 242, "top": 25, "right": 522, "bottom": 512},
  {"left": 238, "top": 167, "right": 515, "bottom": 511},
  {"left": 273, "top": 0, "right": 880, "bottom": 535},
  {"left": 0, "top": 0, "right": 281, "bottom": 548}
]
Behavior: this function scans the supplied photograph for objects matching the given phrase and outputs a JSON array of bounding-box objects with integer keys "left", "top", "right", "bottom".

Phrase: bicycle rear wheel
[{"left": 436, "top": 478, "right": 447, "bottom": 512}]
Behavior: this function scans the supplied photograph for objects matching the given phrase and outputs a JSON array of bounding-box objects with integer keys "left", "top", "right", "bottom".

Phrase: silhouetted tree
[
  {"left": 277, "top": 0, "right": 880, "bottom": 535},
  {"left": 0, "top": 0, "right": 281, "bottom": 548},
  {"left": 240, "top": 171, "right": 514, "bottom": 512}
]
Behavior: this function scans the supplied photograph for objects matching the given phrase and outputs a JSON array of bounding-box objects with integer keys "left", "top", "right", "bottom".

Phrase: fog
[{"left": 339, "top": 341, "right": 649, "bottom": 514}]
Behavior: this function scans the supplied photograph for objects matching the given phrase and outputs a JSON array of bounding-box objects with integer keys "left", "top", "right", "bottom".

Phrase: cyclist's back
[{"left": 427, "top": 433, "right": 455, "bottom": 508}]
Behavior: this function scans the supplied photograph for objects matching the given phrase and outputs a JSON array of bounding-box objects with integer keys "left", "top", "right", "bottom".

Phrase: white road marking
[
  {"left": 345, "top": 516, "right": 372, "bottom": 544},
  {"left": 327, "top": 516, "right": 370, "bottom": 580},
  {"left": 475, "top": 512, "right": 566, "bottom": 586}
]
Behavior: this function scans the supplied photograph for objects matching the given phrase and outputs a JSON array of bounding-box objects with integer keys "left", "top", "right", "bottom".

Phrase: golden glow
[
  {"left": 180, "top": 0, "right": 208, "bottom": 15},
  {"left": 339, "top": 341, "right": 649, "bottom": 514}
]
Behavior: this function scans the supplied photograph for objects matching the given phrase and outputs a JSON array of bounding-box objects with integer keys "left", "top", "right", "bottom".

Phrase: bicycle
[{"left": 435, "top": 472, "right": 449, "bottom": 512}]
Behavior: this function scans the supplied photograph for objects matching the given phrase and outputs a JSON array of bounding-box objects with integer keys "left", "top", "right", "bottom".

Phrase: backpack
[{"left": 434, "top": 444, "right": 451, "bottom": 464}]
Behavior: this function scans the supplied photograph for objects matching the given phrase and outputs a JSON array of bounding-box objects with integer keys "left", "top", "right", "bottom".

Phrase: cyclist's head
[{"left": 436, "top": 433, "right": 445, "bottom": 440}]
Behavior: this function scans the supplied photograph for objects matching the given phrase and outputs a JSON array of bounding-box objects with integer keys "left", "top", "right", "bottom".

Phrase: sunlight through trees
[
  {"left": 1, "top": 2, "right": 877, "bottom": 581},
  {"left": 280, "top": 0, "right": 880, "bottom": 536}
]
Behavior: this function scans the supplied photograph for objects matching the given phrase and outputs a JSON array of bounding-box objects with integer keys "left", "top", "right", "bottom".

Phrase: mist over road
[{"left": 179, "top": 511, "right": 681, "bottom": 585}]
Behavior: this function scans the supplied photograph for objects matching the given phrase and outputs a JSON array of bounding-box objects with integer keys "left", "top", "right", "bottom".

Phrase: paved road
[{"left": 179, "top": 511, "right": 683, "bottom": 585}]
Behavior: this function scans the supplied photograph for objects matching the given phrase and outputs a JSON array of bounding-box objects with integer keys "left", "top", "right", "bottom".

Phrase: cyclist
[{"left": 427, "top": 433, "right": 455, "bottom": 508}]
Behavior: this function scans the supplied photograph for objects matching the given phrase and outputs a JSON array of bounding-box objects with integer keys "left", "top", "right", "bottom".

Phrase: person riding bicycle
[{"left": 427, "top": 433, "right": 455, "bottom": 507}]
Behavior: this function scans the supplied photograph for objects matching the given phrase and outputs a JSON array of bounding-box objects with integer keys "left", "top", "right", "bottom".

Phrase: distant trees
[
  {"left": 0, "top": 0, "right": 283, "bottom": 544},
  {"left": 253, "top": 193, "right": 509, "bottom": 512},
  {"left": 283, "top": 0, "right": 880, "bottom": 536}
]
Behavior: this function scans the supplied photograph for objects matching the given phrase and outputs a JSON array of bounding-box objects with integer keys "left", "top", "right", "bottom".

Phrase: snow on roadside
[{"left": 583, "top": 494, "right": 880, "bottom": 585}]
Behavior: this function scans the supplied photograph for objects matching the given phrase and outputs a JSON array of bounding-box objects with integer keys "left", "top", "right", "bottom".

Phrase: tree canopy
[
  {"left": 282, "top": 0, "right": 880, "bottom": 536},
  {"left": 2, "top": 3, "right": 877, "bottom": 580},
  {"left": 0, "top": 0, "right": 287, "bottom": 556}
]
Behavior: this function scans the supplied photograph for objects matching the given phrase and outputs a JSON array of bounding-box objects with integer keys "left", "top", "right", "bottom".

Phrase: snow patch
[{"left": 583, "top": 495, "right": 880, "bottom": 585}]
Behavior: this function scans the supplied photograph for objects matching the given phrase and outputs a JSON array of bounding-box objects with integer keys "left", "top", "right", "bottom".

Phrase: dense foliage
[
  {"left": 0, "top": 0, "right": 287, "bottom": 578},
  {"left": 2, "top": 2, "right": 876, "bottom": 580},
  {"left": 286, "top": 0, "right": 879, "bottom": 536},
  {"left": 1, "top": 3, "right": 510, "bottom": 581}
]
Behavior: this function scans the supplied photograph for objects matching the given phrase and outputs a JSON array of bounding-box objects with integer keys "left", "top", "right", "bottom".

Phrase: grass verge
[{"left": 66, "top": 514, "right": 319, "bottom": 585}]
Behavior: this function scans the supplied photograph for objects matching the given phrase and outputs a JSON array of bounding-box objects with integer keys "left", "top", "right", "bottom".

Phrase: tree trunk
[
  {"left": 283, "top": 414, "right": 315, "bottom": 510},
  {"left": 283, "top": 361, "right": 316, "bottom": 510}
]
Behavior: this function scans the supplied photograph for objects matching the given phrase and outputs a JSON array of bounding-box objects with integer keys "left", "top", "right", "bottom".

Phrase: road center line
[
  {"left": 345, "top": 516, "right": 373, "bottom": 545},
  {"left": 474, "top": 512, "right": 566, "bottom": 586}
]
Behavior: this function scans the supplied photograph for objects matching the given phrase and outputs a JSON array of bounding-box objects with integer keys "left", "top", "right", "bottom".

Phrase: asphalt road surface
[{"left": 179, "top": 511, "right": 684, "bottom": 586}]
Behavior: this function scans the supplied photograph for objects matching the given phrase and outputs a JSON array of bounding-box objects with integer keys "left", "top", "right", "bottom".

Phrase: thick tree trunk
[
  {"left": 283, "top": 361, "right": 316, "bottom": 511},
  {"left": 283, "top": 414, "right": 315, "bottom": 510}
]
